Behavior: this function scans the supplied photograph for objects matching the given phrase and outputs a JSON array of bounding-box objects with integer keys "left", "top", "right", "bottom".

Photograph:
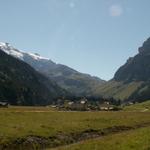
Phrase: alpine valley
[{"left": 1, "top": 37, "right": 150, "bottom": 105}]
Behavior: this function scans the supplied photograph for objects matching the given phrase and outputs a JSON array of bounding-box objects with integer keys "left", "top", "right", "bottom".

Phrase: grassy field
[
  {"left": 124, "top": 100, "right": 150, "bottom": 112},
  {"left": 53, "top": 126, "right": 150, "bottom": 150},
  {"left": 0, "top": 106, "right": 150, "bottom": 149}
]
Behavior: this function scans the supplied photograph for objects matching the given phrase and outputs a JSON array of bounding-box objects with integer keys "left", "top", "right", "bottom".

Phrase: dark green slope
[
  {"left": 23, "top": 58, "right": 105, "bottom": 97},
  {"left": 0, "top": 50, "right": 66, "bottom": 105}
]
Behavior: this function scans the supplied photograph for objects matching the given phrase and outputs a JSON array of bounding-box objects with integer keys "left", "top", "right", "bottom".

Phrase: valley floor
[{"left": 0, "top": 106, "right": 150, "bottom": 150}]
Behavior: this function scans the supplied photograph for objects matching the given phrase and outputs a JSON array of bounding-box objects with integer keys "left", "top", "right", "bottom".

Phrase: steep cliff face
[
  {"left": 99, "top": 38, "right": 150, "bottom": 102},
  {"left": 114, "top": 38, "right": 150, "bottom": 82}
]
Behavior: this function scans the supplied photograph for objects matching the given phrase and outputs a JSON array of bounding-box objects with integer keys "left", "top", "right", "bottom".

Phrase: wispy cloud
[{"left": 109, "top": 4, "right": 123, "bottom": 17}]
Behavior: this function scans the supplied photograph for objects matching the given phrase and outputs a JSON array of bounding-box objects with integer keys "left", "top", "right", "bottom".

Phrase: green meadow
[
  {"left": 0, "top": 105, "right": 150, "bottom": 149},
  {"left": 53, "top": 126, "right": 150, "bottom": 150},
  {"left": 124, "top": 100, "right": 150, "bottom": 112}
]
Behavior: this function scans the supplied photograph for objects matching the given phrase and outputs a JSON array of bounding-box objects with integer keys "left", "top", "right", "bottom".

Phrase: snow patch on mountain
[
  {"left": 0, "top": 42, "right": 24, "bottom": 60},
  {"left": 27, "top": 52, "right": 49, "bottom": 60},
  {"left": 0, "top": 42, "right": 49, "bottom": 61}
]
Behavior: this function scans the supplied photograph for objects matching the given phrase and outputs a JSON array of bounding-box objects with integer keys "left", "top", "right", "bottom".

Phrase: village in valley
[
  {"left": 50, "top": 97, "right": 122, "bottom": 111},
  {"left": 0, "top": 98, "right": 122, "bottom": 111}
]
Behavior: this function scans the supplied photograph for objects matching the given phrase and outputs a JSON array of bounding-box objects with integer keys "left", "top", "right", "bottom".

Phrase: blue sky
[{"left": 0, "top": 0, "right": 150, "bottom": 80}]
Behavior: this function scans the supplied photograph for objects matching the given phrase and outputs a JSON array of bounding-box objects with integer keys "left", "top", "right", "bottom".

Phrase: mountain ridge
[
  {"left": 0, "top": 42, "right": 105, "bottom": 97},
  {"left": 98, "top": 37, "right": 150, "bottom": 102}
]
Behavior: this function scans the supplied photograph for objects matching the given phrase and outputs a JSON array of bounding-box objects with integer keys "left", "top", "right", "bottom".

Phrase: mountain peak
[
  {"left": 0, "top": 42, "right": 49, "bottom": 61},
  {"left": 0, "top": 42, "right": 15, "bottom": 50},
  {"left": 114, "top": 37, "right": 150, "bottom": 82},
  {"left": 138, "top": 37, "right": 150, "bottom": 54},
  {"left": 0, "top": 42, "right": 24, "bottom": 60},
  {"left": 0, "top": 42, "right": 9, "bottom": 47}
]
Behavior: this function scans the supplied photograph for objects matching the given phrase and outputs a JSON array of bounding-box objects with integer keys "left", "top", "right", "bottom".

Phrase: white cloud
[{"left": 109, "top": 4, "right": 123, "bottom": 17}]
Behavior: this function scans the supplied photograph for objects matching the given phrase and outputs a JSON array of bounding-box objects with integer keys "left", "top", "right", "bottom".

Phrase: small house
[
  {"left": 99, "top": 102, "right": 114, "bottom": 111},
  {"left": 80, "top": 98, "right": 88, "bottom": 105},
  {"left": 68, "top": 101, "right": 74, "bottom": 105}
]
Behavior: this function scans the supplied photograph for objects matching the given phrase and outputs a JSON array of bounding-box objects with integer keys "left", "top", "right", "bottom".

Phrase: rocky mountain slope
[
  {"left": 98, "top": 37, "right": 150, "bottom": 102},
  {"left": 0, "top": 43, "right": 105, "bottom": 96},
  {"left": 0, "top": 49, "right": 66, "bottom": 105},
  {"left": 114, "top": 37, "right": 150, "bottom": 82}
]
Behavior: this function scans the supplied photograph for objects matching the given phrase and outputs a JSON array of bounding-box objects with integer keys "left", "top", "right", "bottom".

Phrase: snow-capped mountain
[
  {"left": 0, "top": 48, "right": 67, "bottom": 105},
  {"left": 0, "top": 42, "right": 49, "bottom": 61},
  {"left": 0, "top": 42, "right": 105, "bottom": 96}
]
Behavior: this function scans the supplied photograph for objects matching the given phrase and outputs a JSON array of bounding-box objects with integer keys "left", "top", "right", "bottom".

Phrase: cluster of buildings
[{"left": 55, "top": 98, "right": 118, "bottom": 111}]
